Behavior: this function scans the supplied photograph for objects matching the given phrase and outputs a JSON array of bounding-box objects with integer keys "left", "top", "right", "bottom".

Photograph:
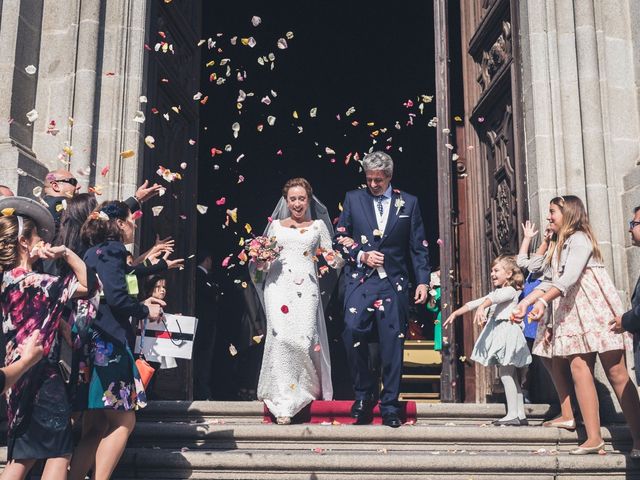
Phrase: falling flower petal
[
  {"left": 310, "top": 107, "right": 317, "bottom": 118},
  {"left": 229, "top": 344, "right": 238, "bottom": 356},
  {"left": 253, "top": 335, "right": 264, "bottom": 344},
  {"left": 133, "top": 111, "right": 146, "bottom": 123},
  {"left": 120, "top": 149, "right": 135, "bottom": 158},
  {"left": 215, "top": 197, "right": 226, "bottom": 206},
  {"left": 100, "top": 165, "right": 110, "bottom": 177},
  {"left": 144, "top": 136, "right": 155, "bottom": 148},
  {"left": 251, "top": 16, "right": 262, "bottom": 27},
  {"left": 244, "top": 223, "right": 252, "bottom": 234},
  {"left": 26, "top": 109, "right": 38, "bottom": 123},
  {"left": 277, "top": 38, "right": 288, "bottom": 49},
  {"left": 267, "top": 116, "right": 276, "bottom": 126},
  {"left": 151, "top": 206, "right": 164, "bottom": 216},
  {"left": 197, "top": 204, "right": 208, "bottom": 214},
  {"left": 314, "top": 344, "right": 321, "bottom": 352},
  {"left": 281, "top": 305, "right": 289, "bottom": 314},
  {"left": 25, "top": 65, "right": 37, "bottom": 75},
  {"left": 32, "top": 186, "right": 42, "bottom": 197}
]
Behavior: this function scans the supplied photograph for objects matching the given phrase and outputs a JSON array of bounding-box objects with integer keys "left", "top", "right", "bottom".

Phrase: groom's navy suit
[{"left": 334, "top": 186, "right": 430, "bottom": 415}]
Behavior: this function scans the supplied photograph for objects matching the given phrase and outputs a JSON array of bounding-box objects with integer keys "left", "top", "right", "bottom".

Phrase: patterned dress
[
  {"left": 532, "top": 232, "right": 632, "bottom": 357},
  {"left": 1, "top": 268, "right": 79, "bottom": 460}
]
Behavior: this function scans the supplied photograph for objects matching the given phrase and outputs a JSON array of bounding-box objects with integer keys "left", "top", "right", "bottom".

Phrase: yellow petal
[
  {"left": 1, "top": 208, "right": 15, "bottom": 216},
  {"left": 120, "top": 150, "right": 135, "bottom": 158}
]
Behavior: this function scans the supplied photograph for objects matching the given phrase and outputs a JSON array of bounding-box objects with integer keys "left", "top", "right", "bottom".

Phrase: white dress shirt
[{"left": 358, "top": 185, "right": 392, "bottom": 278}]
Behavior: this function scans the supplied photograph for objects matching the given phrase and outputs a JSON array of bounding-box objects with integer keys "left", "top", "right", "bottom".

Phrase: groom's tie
[{"left": 375, "top": 195, "right": 384, "bottom": 216}]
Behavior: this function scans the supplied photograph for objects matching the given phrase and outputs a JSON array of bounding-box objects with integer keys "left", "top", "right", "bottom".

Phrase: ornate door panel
[
  {"left": 458, "top": 0, "right": 526, "bottom": 401},
  {"left": 142, "top": 1, "right": 201, "bottom": 399}
]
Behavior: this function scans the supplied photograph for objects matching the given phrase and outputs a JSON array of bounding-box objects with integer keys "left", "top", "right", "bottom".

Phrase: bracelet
[{"left": 536, "top": 298, "right": 548, "bottom": 308}]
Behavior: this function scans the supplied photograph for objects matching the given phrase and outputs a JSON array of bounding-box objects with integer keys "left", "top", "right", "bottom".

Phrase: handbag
[{"left": 135, "top": 318, "right": 155, "bottom": 388}]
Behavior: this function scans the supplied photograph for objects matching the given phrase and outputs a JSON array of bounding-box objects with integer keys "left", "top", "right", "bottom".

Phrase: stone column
[
  {"left": 69, "top": 0, "right": 102, "bottom": 191},
  {"left": 32, "top": 0, "right": 80, "bottom": 173},
  {"left": 0, "top": 0, "right": 47, "bottom": 195},
  {"left": 94, "top": 0, "right": 149, "bottom": 203}
]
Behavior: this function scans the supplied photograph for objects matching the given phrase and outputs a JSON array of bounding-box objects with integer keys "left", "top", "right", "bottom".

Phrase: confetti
[
  {"left": 281, "top": 305, "right": 289, "bottom": 314},
  {"left": 226, "top": 208, "right": 238, "bottom": 223},
  {"left": 26, "top": 109, "right": 38, "bottom": 123},
  {"left": 277, "top": 38, "right": 288, "bottom": 49},
  {"left": 151, "top": 206, "right": 164, "bottom": 216},
  {"left": 133, "top": 111, "right": 146, "bottom": 123}
]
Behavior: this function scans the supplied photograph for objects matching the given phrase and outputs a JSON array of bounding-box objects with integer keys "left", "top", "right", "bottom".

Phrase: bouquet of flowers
[{"left": 245, "top": 235, "right": 282, "bottom": 282}]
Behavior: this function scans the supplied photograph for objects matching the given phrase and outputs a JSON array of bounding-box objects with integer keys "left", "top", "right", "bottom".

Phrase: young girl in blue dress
[{"left": 444, "top": 255, "right": 531, "bottom": 425}]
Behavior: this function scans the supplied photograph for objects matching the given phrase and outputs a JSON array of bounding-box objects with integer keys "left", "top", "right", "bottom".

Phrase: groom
[{"left": 335, "top": 151, "right": 431, "bottom": 427}]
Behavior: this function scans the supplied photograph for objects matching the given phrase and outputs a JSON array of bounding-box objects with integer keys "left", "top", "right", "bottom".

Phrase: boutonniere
[{"left": 394, "top": 196, "right": 405, "bottom": 215}]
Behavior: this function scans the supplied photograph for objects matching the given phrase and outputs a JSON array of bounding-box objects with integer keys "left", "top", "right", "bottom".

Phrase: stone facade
[
  {"left": 519, "top": 0, "right": 640, "bottom": 299},
  {"left": 1, "top": 0, "right": 638, "bottom": 403},
  {"left": 1, "top": 0, "right": 148, "bottom": 202}
]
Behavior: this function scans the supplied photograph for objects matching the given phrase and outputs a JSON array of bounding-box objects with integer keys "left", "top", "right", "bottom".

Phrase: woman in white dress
[{"left": 253, "top": 178, "right": 344, "bottom": 424}]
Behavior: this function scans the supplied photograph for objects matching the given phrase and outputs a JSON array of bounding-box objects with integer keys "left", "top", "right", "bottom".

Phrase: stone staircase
[
  {"left": 125, "top": 401, "right": 639, "bottom": 479},
  {"left": 3, "top": 401, "right": 640, "bottom": 479}
]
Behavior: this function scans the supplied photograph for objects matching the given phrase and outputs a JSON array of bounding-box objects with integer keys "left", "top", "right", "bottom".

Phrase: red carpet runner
[{"left": 263, "top": 400, "right": 417, "bottom": 425}]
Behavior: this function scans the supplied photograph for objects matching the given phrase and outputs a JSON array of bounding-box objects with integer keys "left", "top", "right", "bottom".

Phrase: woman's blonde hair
[
  {"left": 0, "top": 215, "right": 37, "bottom": 271},
  {"left": 492, "top": 255, "right": 524, "bottom": 290},
  {"left": 544, "top": 195, "right": 602, "bottom": 265}
]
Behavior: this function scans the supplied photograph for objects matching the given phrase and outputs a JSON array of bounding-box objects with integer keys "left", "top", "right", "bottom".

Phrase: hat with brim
[{"left": 0, "top": 196, "right": 56, "bottom": 242}]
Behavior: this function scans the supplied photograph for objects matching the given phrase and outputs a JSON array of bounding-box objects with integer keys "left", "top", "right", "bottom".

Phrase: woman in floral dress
[
  {"left": 514, "top": 195, "right": 640, "bottom": 456},
  {"left": 69, "top": 201, "right": 165, "bottom": 480},
  {"left": 0, "top": 196, "right": 90, "bottom": 480}
]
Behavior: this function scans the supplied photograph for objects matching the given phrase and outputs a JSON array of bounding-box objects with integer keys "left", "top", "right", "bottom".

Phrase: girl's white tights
[{"left": 499, "top": 365, "right": 526, "bottom": 421}]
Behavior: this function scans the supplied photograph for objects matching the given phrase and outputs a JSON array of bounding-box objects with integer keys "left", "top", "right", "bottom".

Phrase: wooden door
[
  {"left": 456, "top": 0, "right": 527, "bottom": 401},
  {"left": 141, "top": 0, "right": 202, "bottom": 399}
]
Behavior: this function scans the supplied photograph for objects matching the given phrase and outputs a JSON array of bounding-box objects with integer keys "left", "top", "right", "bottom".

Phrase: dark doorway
[{"left": 197, "top": 1, "right": 440, "bottom": 400}]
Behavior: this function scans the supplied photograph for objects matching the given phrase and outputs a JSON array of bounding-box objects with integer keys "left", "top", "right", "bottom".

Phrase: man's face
[
  {"left": 630, "top": 209, "right": 640, "bottom": 247},
  {"left": 365, "top": 170, "right": 391, "bottom": 196},
  {"left": 48, "top": 172, "right": 80, "bottom": 197}
]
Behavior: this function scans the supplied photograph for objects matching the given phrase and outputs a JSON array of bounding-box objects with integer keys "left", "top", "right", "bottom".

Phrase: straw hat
[{"left": 0, "top": 196, "right": 56, "bottom": 242}]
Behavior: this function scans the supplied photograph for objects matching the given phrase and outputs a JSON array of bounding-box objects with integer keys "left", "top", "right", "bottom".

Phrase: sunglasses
[
  {"left": 630, "top": 221, "right": 640, "bottom": 230},
  {"left": 54, "top": 178, "right": 78, "bottom": 187}
]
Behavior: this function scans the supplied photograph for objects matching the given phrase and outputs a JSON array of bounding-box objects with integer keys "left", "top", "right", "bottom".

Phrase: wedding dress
[{"left": 257, "top": 219, "right": 338, "bottom": 418}]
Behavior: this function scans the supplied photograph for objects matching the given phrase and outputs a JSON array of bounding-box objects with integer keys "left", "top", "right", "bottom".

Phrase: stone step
[
  {"left": 138, "top": 401, "right": 577, "bottom": 424},
  {"left": 128, "top": 422, "right": 634, "bottom": 452},
  {"left": 113, "top": 448, "right": 639, "bottom": 480}
]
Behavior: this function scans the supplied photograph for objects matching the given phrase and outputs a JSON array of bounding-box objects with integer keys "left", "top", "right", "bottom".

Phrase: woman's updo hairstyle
[
  {"left": 0, "top": 215, "right": 37, "bottom": 271},
  {"left": 81, "top": 200, "right": 130, "bottom": 246},
  {"left": 282, "top": 178, "right": 313, "bottom": 199}
]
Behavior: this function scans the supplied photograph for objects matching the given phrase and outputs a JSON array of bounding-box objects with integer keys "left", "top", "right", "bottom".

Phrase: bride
[{"left": 253, "top": 178, "right": 344, "bottom": 424}]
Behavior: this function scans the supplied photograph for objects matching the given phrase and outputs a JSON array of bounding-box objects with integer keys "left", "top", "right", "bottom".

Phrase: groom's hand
[
  {"left": 414, "top": 284, "right": 428, "bottom": 304},
  {"left": 337, "top": 236, "right": 355, "bottom": 248},
  {"left": 362, "top": 251, "right": 384, "bottom": 268}
]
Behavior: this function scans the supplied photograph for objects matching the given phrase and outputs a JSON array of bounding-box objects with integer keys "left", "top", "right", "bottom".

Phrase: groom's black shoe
[
  {"left": 351, "top": 398, "right": 376, "bottom": 424},
  {"left": 382, "top": 413, "right": 402, "bottom": 428}
]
